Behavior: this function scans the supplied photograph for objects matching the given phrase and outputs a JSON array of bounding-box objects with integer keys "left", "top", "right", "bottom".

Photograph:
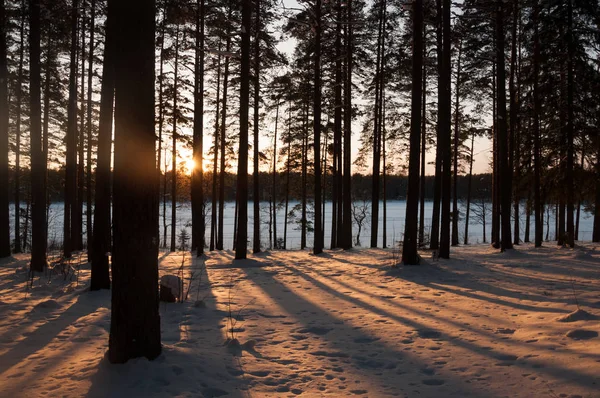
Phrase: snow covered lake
[{"left": 8, "top": 200, "right": 597, "bottom": 251}]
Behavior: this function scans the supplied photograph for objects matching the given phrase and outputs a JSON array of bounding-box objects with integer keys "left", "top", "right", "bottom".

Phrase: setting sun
[{"left": 184, "top": 158, "right": 196, "bottom": 175}]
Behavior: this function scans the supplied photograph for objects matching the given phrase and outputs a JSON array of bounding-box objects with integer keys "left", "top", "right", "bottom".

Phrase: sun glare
[{"left": 185, "top": 158, "right": 196, "bottom": 175}]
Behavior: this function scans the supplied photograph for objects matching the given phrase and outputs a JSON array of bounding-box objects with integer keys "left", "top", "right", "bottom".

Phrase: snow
[{"left": 0, "top": 243, "right": 599, "bottom": 397}]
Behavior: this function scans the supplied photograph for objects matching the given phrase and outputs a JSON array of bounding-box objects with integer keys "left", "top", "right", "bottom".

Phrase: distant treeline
[{"left": 7, "top": 167, "right": 498, "bottom": 203}]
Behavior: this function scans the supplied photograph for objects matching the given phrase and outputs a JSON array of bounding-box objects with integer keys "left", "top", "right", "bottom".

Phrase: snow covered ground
[{"left": 0, "top": 243, "right": 599, "bottom": 397}]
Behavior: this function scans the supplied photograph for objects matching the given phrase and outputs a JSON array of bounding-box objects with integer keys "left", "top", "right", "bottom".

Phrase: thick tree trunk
[
  {"left": 0, "top": 0, "right": 9, "bottom": 258},
  {"left": 235, "top": 0, "right": 251, "bottom": 259},
  {"left": 510, "top": 0, "right": 520, "bottom": 245},
  {"left": 109, "top": 0, "right": 160, "bottom": 364},
  {"left": 301, "top": 101, "right": 307, "bottom": 250},
  {"left": 402, "top": 0, "right": 422, "bottom": 265},
  {"left": 29, "top": 0, "right": 47, "bottom": 272},
  {"left": 191, "top": 0, "right": 205, "bottom": 256},
  {"left": 90, "top": 0, "right": 115, "bottom": 291}
]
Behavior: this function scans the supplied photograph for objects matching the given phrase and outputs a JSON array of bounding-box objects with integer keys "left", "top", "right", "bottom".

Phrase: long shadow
[
  {"left": 0, "top": 291, "right": 108, "bottom": 398},
  {"left": 240, "top": 265, "right": 484, "bottom": 397},
  {"left": 302, "top": 264, "right": 576, "bottom": 354},
  {"left": 85, "top": 253, "right": 248, "bottom": 398},
  {"left": 279, "top": 261, "right": 600, "bottom": 392}
]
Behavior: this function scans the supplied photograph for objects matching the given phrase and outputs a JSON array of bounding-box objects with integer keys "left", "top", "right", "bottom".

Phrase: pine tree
[
  {"left": 235, "top": 0, "right": 251, "bottom": 260},
  {"left": 0, "top": 0, "right": 8, "bottom": 258},
  {"left": 109, "top": 0, "right": 160, "bottom": 364},
  {"left": 402, "top": 0, "right": 423, "bottom": 265},
  {"left": 90, "top": 0, "right": 114, "bottom": 291}
]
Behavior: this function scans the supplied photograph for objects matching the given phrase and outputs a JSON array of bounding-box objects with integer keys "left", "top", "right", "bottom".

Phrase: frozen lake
[{"left": 8, "top": 200, "right": 596, "bottom": 251}]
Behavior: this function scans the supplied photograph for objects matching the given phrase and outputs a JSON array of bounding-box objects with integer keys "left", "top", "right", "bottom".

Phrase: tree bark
[
  {"left": 170, "top": 24, "right": 180, "bottom": 253},
  {"left": 0, "top": 0, "right": 9, "bottom": 258},
  {"left": 64, "top": 0, "right": 78, "bottom": 258},
  {"left": 29, "top": 0, "right": 47, "bottom": 272},
  {"left": 439, "top": 0, "right": 452, "bottom": 258},
  {"left": 235, "top": 0, "right": 251, "bottom": 259},
  {"left": 91, "top": 0, "right": 115, "bottom": 291},
  {"left": 341, "top": 0, "right": 353, "bottom": 250},
  {"left": 464, "top": 134, "right": 474, "bottom": 245},
  {"left": 402, "top": 0, "right": 422, "bottom": 265},
  {"left": 252, "top": 0, "right": 261, "bottom": 254},
  {"left": 109, "top": 0, "right": 160, "bottom": 364},
  {"left": 565, "top": 0, "right": 574, "bottom": 247},
  {"left": 313, "top": 0, "right": 323, "bottom": 254},
  {"left": 191, "top": 0, "right": 205, "bottom": 256},
  {"left": 217, "top": 14, "right": 231, "bottom": 251},
  {"left": 533, "top": 0, "right": 542, "bottom": 247},
  {"left": 86, "top": 0, "right": 95, "bottom": 256},
  {"left": 13, "top": 2, "right": 25, "bottom": 254},
  {"left": 210, "top": 48, "right": 221, "bottom": 252},
  {"left": 495, "top": 0, "right": 513, "bottom": 251}
]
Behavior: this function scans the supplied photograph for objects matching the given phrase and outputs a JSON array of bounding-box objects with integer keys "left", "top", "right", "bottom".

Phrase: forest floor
[{"left": 0, "top": 243, "right": 599, "bottom": 397}]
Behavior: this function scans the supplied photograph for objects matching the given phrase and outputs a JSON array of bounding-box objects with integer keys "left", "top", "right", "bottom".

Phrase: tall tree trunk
[
  {"left": 313, "top": 0, "right": 323, "bottom": 254},
  {"left": 192, "top": 0, "right": 205, "bottom": 255},
  {"left": 210, "top": 49, "right": 222, "bottom": 252},
  {"left": 64, "top": 0, "right": 78, "bottom": 258},
  {"left": 464, "top": 134, "right": 474, "bottom": 245},
  {"left": 284, "top": 105, "right": 291, "bottom": 250},
  {"left": 496, "top": 0, "right": 512, "bottom": 251},
  {"left": 439, "top": 0, "right": 452, "bottom": 259},
  {"left": 90, "top": 0, "right": 114, "bottom": 291},
  {"left": 13, "top": 2, "right": 25, "bottom": 254},
  {"left": 272, "top": 100, "right": 279, "bottom": 248},
  {"left": 252, "top": 0, "right": 261, "bottom": 254},
  {"left": 157, "top": 8, "right": 165, "bottom": 247},
  {"left": 109, "top": 0, "right": 160, "bottom": 364},
  {"left": 418, "top": 33, "right": 426, "bottom": 248},
  {"left": 382, "top": 93, "right": 387, "bottom": 248},
  {"left": 86, "top": 0, "right": 95, "bottom": 256},
  {"left": 235, "top": 0, "right": 251, "bottom": 259},
  {"left": 370, "top": 0, "right": 384, "bottom": 249},
  {"left": 430, "top": 0, "right": 443, "bottom": 251},
  {"left": 0, "top": 0, "right": 9, "bottom": 258},
  {"left": 575, "top": 143, "right": 584, "bottom": 240},
  {"left": 451, "top": 39, "right": 462, "bottom": 247},
  {"left": 491, "top": 62, "right": 499, "bottom": 247},
  {"left": 29, "top": 0, "right": 47, "bottom": 271},
  {"left": 565, "top": 0, "right": 574, "bottom": 247},
  {"left": 331, "top": 0, "right": 342, "bottom": 249},
  {"left": 218, "top": 16, "right": 232, "bottom": 251},
  {"left": 533, "top": 0, "right": 542, "bottom": 247},
  {"left": 301, "top": 100, "right": 307, "bottom": 250},
  {"left": 594, "top": 129, "right": 600, "bottom": 242},
  {"left": 341, "top": 0, "right": 353, "bottom": 250},
  {"left": 402, "top": 0, "right": 423, "bottom": 265},
  {"left": 558, "top": 58, "right": 566, "bottom": 245},
  {"left": 75, "top": 3, "right": 85, "bottom": 252},
  {"left": 170, "top": 24, "right": 180, "bottom": 253},
  {"left": 510, "top": 0, "right": 520, "bottom": 245}
]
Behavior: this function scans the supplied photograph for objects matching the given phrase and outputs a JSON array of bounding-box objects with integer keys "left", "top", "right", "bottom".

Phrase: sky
[{"left": 176, "top": 0, "right": 494, "bottom": 176}]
